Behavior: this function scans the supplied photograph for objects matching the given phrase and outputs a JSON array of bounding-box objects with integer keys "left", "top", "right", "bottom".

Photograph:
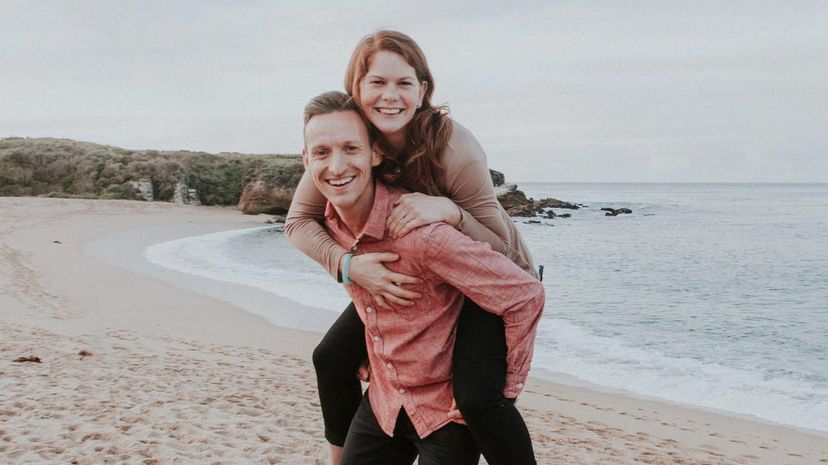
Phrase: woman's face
[{"left": 358, "top": 50, "right": 427, "bottom": 149}]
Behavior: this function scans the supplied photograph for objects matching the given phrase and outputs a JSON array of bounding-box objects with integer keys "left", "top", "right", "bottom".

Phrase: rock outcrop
[
  {"left": 237, "top": 160, "right": 305, "bottom": 215},
  {"left": 494, "top": 183, "right": 580, "bottom": 218},
  {"left": 173, "top": 181, "right": 201, "bottom": 205},
  {"left": 124, "top": 178, "right": 154, "bottom": 201}
]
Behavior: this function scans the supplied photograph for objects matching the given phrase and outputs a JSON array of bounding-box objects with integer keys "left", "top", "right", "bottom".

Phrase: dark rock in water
[
  {"left": 13, "top": 356, "right": 41, "bottom": 363},
  {"left": 545, "top": 210, "right": 555, "bottom": 219},
  {"left": 53, "top": 240, "right": 62, "bottom": 244},
  {"left": 489, "top": 169, "right": 505, "bottom": 187},
  {"left": 536, "top": 198, "right": 579, "bottom": 210},
  {"left": 495, "top": 183, "right": 578, "bottom": 218},
  {"left": 558, "top": 213, "right": 571, "bottom": 218},
  {"left": 603, "top": 207, "right": 632, "bottom": 216},
  {"left": 527, "top": 220, "right": 541, "bottom": 224}
]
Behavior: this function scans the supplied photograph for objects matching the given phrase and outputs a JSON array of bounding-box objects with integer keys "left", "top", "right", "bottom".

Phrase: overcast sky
[{"left": 2, "top": 0, "right": 827, "bottom": 182}]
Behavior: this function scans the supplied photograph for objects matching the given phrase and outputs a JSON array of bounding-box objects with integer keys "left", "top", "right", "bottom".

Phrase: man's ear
[
  {"left": 370, "top": 145, "right": 382, "bottom": 168},
  {"left": 301, "top": 148, "right": 309, "bottom": 169}
]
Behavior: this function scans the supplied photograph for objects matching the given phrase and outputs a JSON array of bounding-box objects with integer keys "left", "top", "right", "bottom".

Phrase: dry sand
[{"left": 1, "top": 197, "right": 826, "bottom": 465}]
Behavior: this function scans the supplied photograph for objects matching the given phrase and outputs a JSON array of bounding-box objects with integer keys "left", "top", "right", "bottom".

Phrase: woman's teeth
[
  {"left": 377, "top": 108, "right": 403, "bottom": 115},
  {"left": 328, "top": 176, "right": 355, "bottom": 187}
]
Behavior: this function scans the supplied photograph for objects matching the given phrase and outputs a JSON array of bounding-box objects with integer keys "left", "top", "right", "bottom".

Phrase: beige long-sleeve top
[{"left": 285, "top": 121, "right": 538, "bottom": 279}]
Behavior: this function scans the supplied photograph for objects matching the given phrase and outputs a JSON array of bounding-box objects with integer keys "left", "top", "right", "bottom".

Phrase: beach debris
[
  {"left": 602, "top": 207, "right": 633, "bottom": 216},
  {"left": 257, "top": 434, "right": 270, "bottom": 442},
  {"left": 78, "top": 350, "right": 93, "bottom": 357},
  {"left": 13, "top": 356, "right": 41, "bottom": 363},
  {"left": 53, "top": 240, "right": 62, "bottom": 244},
  {"left": 266, "top": 214, "right": 287, "bottom": 224}
]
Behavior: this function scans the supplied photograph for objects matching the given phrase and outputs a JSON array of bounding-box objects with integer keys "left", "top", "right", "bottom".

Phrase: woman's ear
[{"left": 418, "top": 81, "right": 428, "bottom": 108}]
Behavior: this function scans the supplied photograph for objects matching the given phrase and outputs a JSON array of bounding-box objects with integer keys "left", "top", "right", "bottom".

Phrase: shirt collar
[{"left": 324, "top": 181, "right": 390, "bottom": 242}]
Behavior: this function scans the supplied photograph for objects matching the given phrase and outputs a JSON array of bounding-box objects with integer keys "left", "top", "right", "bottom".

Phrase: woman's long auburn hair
[{"left": 344, "top": 30, "right": 453, "bottom": 196}]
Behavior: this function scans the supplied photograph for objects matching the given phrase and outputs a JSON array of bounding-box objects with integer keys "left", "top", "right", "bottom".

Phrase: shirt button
[
  {"left": 398, "top": 388, "right": 405, "bottom": 394},
  {"left": 516, "top": 383, "right": 524, "bottom": 389},
  {"left": 386, "top": 363, "right": 393, "bottom": 369},
  {"left": 373, "top": 336, "right": 380, "bottom": 342},
  {"left": 366, "top": 307, "right": 373, "bottom": 313}
]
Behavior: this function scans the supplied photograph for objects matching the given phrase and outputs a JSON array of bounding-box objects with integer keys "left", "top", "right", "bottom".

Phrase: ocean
[{"left": 143, "top": 183, "right": 828, "bottom": 434}]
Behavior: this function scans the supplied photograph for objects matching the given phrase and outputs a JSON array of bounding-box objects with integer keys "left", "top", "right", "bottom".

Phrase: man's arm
[{"left": 423, "top": 224, "right": 545, "bottom": 397}]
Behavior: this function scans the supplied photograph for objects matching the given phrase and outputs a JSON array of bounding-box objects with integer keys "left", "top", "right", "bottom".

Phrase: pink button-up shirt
[{"left": 324, "top": 182, "right": 545, "bottom": 438}]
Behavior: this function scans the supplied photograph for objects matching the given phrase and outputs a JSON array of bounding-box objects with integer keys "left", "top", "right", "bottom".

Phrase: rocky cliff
[{"left": 1, "top": 137, "right": 575, "bottom": 218}]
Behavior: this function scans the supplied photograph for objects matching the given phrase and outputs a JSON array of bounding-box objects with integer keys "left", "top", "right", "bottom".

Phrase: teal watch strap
[{"left": 342, "top": 253, "right": 354, "bottom": 285}]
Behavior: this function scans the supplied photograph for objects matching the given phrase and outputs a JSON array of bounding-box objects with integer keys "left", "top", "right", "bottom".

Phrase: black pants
[
  {"left": 312, "top": 299, "right": 536, "bottom": 465},
  {"left": 340, "top": 393, "right": 479, "bottom": 465}
]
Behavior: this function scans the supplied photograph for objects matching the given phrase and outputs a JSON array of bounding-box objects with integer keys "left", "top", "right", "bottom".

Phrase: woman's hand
[
  {"left": 386, "top": 193, "right": 462, "bottom": 239},
  {"left": 347, "top": 252, "right": 423, "bottom": 308}
]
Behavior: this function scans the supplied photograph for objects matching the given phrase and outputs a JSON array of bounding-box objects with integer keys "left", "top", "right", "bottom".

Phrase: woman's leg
[
  {"left": 452, "top": 298, "right": 537, "bottom": 465},
  {"left": 313, "top": 302, "right": 367, "bottom": 448}
]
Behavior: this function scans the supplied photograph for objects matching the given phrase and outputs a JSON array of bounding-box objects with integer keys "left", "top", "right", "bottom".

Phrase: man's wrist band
[{"left": 342, "top": 253, "right": 354, "bottom": 285}]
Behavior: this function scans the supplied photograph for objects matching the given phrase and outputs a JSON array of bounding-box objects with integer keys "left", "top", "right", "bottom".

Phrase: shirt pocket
[{"left": 389, "top": 280, "right": 430, "bottom": 321}]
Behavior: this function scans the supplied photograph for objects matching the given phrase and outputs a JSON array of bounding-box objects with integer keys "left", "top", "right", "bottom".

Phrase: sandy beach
[{"left": 1, "top": 197, "right": 826, "bottom": 465}]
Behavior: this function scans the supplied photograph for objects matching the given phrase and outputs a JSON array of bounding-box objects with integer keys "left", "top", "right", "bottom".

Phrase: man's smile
[{"left": 326, "top": 175, "right": 356, "bottom": 187}]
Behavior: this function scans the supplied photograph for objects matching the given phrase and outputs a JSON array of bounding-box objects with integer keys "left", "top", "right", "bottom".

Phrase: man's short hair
[{"left": 304, "top": 91, "right": 360, "bottom": 126}]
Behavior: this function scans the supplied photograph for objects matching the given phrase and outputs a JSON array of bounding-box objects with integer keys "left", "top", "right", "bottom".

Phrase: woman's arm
[
  {"left": 285, "top": 170, "right": 348, "bottom": 279},
  {"left": 386, "top": 122, "right": 536, "bottom": 275},
  {"left": 286, "top": 171, "right": 422, "bottom": 307}
]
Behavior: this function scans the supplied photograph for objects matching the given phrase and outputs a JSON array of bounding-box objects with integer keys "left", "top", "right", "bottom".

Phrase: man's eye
[
  {"left": 346, "top": 146, "right": 359, "bottom": 153},
  {"left": 314, "top": 151, "right": 328, "bottom": 157}
]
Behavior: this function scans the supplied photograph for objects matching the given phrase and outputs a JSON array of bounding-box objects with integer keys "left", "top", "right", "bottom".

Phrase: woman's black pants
[{"left": 312, "top": 299, "right": 537, "bottom": 465}]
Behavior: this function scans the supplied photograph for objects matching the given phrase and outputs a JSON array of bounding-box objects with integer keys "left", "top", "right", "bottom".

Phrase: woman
[{"left": 286, "top": 30, "right": 540, "bottom": 465}]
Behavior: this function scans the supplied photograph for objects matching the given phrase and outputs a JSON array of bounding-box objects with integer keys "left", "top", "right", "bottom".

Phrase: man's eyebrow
[{"left": 308, "top": 142, "right": 329, "bottom": 152}]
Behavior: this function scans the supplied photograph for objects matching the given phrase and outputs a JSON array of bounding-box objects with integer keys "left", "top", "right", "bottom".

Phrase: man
[{"left": 301, "top": 91, "right": 545, "bottom": 465}]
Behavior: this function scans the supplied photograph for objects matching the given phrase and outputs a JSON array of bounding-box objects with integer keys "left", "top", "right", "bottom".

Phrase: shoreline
[{"left": 1, "top": 197, "right": 826, "bottom": 464}]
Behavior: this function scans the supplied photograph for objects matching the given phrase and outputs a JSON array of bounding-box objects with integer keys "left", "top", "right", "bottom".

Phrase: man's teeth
[
  {"left": 328, "top": 176, "right": 355, "bottom": 187},
  {"left": 377, "top": 108, "right": 403, "bottom": 115}
]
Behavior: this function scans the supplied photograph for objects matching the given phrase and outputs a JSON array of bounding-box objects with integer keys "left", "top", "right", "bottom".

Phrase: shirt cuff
[{"left": 503, "top": 372, "right": 527, "bottom": 398}]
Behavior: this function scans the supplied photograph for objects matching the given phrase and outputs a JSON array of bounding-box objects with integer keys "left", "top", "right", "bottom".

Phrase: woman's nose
[{"left": 381, "top": 86, "right": 399, "bottom": 101}]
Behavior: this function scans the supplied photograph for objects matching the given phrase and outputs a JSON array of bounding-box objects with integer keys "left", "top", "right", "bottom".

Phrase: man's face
[{"left": 303, "top": 110, "right": 380, "bottom": 212}]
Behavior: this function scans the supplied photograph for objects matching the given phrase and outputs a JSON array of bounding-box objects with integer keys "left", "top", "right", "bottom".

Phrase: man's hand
[
  {"left": 447, "top": 398, "right": 466, "bottom": 425},
  {"left": 347, "top": 252, "right": 422, "bottom": 308}
]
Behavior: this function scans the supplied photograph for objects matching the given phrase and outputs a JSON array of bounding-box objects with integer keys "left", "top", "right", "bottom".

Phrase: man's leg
[
  {"left": 452, "top": 298, "right": 537, "bottom": 465},
  {"left": 415, "top": 421, "right": 480, "bottom": 465},
  {"left": 312, "top": 302, "right": 368, "bottom": 463},
  {"left": 340, "top": 395, "right": 418, "bottom": 465}
]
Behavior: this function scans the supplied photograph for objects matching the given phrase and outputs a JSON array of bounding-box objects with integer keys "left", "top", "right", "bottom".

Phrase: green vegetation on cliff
[{"left": 0, "top": 137, "right": 301, "bottom": 206}]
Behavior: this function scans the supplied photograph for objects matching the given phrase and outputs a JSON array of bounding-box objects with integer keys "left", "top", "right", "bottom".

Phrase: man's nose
[{"left": 328, "top": 151, "right": 347, "bottom": 174}]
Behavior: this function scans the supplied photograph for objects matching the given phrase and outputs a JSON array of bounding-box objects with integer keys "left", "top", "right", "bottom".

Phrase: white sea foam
[
  {"left": 532, "top": 318, "right": 828, "bottom": 432},
  {"left": 144, "top": 226, "right": 350, "bottom": 314},
  {"left": 141, "top": 183, "right": 828, "bottom": 433}
]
